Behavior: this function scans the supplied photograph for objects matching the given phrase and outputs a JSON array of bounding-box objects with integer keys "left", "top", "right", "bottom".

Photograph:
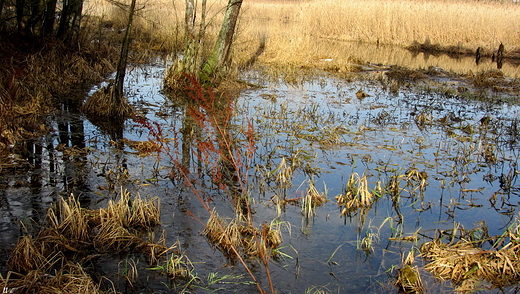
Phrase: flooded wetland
[
  {"left": 2, "top": 0, "right": 520, "bottom": 293},
  {"left": 2, "top": 46, "right": 520, "bottom": 293}
]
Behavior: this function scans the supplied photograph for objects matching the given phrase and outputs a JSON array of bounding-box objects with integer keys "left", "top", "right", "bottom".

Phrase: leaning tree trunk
[
  {"left": 113, "top": 0, "right": 136, "bottom": 107},
  {"left": 199, "top": 0, "right": 242, "bottom": 82},
  {"left": 164, "top": 0, "right": 207, "bottom": 90},
  {"left": 80, "top": 0, "right": 134, "bottom": 118}
]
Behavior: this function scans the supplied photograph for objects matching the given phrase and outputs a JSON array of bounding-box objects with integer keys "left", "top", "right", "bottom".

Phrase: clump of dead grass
[
  {"left": 2, "top": 262, "right": 105, "bottom": 294},
  {"left": 4, "top": 190, "right": 173, "bottom": 293},
  {"left": 421, "top": 220, "right": 520, "bottom": 292},
  {"left": 335, "top": 173, "right": 379, "bottom": 216},
  {"left": 302, "top": 178, "right": 328, "bottom": 219},
  {"left": 203, "top": 210, "right": 282, "bottom": 260},
  {"left": 80, "top": 84, "right": 134, "bottom": 118}
]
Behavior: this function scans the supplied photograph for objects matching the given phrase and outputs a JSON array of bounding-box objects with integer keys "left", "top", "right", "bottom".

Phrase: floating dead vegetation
[
  {"left": 335, "top": 173, "right": 379, "bottom": 216},
  {"left": 394, "top": 251, "right": 424, "bottom": 294},
  {"left": 420, "top": 220, "right": 520, "bottom": 292},
  {"left": 203, "top": 211, "right": 283, "bottom": 261},
  {"left": 2, "top": 190, "right": 177, "bottom": 293}
]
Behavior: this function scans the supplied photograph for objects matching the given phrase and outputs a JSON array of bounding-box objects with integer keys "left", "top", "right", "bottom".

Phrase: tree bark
[
  {"left": 113, "top": 0, "right": 136, "bottom": 105},
  {"left": 43, "top": 0, "right": 57, "bottom": 37},
  {"left": 57, "top": 0, "right": 84, "bottom": 38},
  {"left": 200, "top": 0, "right": 242, "bottom": 81}
]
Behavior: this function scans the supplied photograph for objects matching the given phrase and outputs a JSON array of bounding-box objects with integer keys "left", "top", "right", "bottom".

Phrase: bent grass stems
[
  {"left": 5, "top": 192, "right": 175, "bottom": 293},
  {"left": 138, "top": 76, "right": 276, "bottom": 293}
]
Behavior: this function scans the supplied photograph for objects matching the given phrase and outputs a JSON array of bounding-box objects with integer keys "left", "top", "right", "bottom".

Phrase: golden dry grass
[
  {"left": 4, "top": 192, "right": 170, "bottom": 292},
  {"left": 335, "top": 173, "right": 375, "bottom": 215},
  {"left": 421, "top": 239, "right": 520, "bottom": 292},
  {"left": 2, "top": 262, "right": 105, "bottom": 294},
  {"left": 84, "top": 0, "right": 520, "bottom": 77},
  {"left": 239, "top": 0, "right": 520, "bottom": 67},
  {"left": 203, "top": 210, "right": 282, "bottom": 259}
]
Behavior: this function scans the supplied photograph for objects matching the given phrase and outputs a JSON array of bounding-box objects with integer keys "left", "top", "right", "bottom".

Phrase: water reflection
[
  {"left": 1, "top": 59, "right": 519, "bottom": 292},
  {"left": 312, "top": 39, "right": 520, "bottom": 77}
]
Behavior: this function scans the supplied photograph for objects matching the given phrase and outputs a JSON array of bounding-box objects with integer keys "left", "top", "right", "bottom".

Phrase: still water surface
[{"left": 1, "top": 46, "right": 519, "bottom": 292}]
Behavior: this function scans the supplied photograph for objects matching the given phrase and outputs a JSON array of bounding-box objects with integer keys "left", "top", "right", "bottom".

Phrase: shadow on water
[{"left": 1, "top": 48, "right": 520, "bottom": 293}]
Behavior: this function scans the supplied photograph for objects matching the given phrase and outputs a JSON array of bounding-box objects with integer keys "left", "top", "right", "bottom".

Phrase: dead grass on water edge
[
  {"left": 3, "top": 190, "right": 179, "bottom": 293},
  {"left": 420, "top": 219, "right": 520, "bottom": 292},
  {"left": 203, "top": 210, "right": 283, "bottom": 261}
]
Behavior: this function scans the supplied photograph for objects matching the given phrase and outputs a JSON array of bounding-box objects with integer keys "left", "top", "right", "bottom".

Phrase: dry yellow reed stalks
[
  {"left": 336, "top": 173, "right": 375, "bottom": 215},
  {"left": 421, "top": 239, "right": 520, "bottom": 291}
]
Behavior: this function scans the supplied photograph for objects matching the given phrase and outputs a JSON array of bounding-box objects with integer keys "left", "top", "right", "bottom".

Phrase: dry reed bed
[
  {"left": 84, "top": 0, "right": 520, "bottom": 70},
  {"left": 239, "top": 0, "right": 520, "bottom": 67}
]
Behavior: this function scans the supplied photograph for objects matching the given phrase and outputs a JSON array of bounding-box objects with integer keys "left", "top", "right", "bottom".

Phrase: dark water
[{"left": 1, "top": 50, "right": 520, "bottom": 293}]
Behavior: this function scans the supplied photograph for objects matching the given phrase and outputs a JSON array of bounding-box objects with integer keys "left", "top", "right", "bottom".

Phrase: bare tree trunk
[
  {"left": 164, "top": 0, "right": 207, "bottom": 90},
  {"left": 180, "top": 0, "right": 207, "bottom": 73},
  {"left": 43, "top": 0, "right": 57, "bottom": 37},
  {"left": 113, "top": 0, "right": 136, "bottom": 107},
  {"left": 200, "top": 0, "right": 242, "bottom": 81},
  {"left": 57, "top": 0, "right": 84, "bottom": 39},
  {"left": 0, "top": 0, "right": 5, "bottom": 22}
]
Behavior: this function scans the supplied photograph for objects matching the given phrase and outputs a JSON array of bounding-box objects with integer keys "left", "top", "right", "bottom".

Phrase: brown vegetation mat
[
  {"left": 1, "top": 191, "right": 174, "bottom": 293},
  {"left": 421, "top": 238, "right": 520, "bottom": 292}
]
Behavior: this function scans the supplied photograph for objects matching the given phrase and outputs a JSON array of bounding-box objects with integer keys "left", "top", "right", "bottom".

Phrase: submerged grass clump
[{"left": 394, "top": 251, "right": 424, "bottom": 294}]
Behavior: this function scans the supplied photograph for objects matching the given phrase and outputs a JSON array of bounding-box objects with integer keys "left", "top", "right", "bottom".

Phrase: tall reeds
[{"left": 239, "top": 0, "right": 520, "bottom": 67}]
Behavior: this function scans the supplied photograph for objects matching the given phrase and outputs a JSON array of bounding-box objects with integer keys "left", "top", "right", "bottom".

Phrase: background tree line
[{"left": 0, "top": 0, "right": 83, "bottom": 42}]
